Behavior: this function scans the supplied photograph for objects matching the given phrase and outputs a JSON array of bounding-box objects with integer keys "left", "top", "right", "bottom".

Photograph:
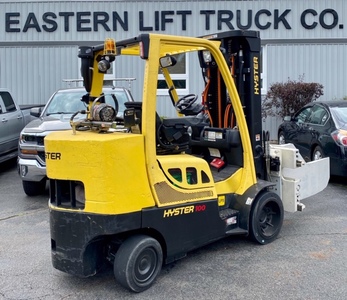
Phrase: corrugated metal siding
[
  {"left": 263, "top": 43, "right": 347, "bottom": 140},
  {"left": 262, "top": 116, "right": 282, "bottom": 141},
  {"left": 267, "top": 43, "right": 347, "bottom": 101},
  {"left": 0, "top": 46, "right": 79, "bottom": 104}
]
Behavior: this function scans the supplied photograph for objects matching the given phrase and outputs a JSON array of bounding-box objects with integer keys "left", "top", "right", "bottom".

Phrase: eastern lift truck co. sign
[{"left": 4, "top": 8, "right": 343, "bottom": 33}]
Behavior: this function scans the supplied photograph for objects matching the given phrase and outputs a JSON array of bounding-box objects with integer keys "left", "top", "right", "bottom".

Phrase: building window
[{"left": 157, "top": 53, "right": 189, "bottom": 95}]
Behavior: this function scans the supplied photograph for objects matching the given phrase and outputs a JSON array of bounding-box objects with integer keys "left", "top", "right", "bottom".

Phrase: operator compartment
[{"left": 190, "top": 127, "right": 243, "bottom": 182}]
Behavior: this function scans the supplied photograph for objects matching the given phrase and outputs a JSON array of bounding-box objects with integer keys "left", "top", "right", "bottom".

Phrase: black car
[{"left": 278, "top": 101, "right": 347, "bottom": 177}]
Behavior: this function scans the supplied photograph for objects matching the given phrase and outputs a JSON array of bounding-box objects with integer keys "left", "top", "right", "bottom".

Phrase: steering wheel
[{"left": 175, "top": 94, "right": 198, "bottom": 114}]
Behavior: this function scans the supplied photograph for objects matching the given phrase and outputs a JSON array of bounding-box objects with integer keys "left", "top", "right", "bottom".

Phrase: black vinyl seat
[{"left": 124, "top": 102, "right": 208, "bottom": 154}]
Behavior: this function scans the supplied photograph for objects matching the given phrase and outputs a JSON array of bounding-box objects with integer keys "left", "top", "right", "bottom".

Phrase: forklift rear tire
[
  {"left": 249, "top": 191, "right": 284, "bottom": 245},
  {"left": 114, "top": 235, "right": 163, "bottom": 293}
]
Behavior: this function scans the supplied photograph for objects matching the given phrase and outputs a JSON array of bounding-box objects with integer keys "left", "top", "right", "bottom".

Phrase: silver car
[{"left": 18, "top": 86, "right": 134, "bottom": 196}]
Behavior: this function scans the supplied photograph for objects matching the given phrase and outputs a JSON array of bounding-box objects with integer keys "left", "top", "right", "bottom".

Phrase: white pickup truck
[
  {"left": 0, "top": 89, "right": 43, "bottom": 164},
  {"left": 17, "top": 86, "right": 134, "bottom": 196}
]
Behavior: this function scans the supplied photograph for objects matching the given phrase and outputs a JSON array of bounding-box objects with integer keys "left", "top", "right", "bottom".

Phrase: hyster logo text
[
  {"left": 45, "top": 152, "right": 61, "bottom": 160},
  {"left": 253, "top": 56, "right": 260, "bottom": 95},
  {"left": 163, "top": 204, "right": 206, "bottom": 218}
]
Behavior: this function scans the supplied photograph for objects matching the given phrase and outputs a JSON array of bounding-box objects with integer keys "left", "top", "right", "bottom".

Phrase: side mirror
[
  {"left": 283, "top": 116, "right": 291, "bottom": 121},
  {"left": 159, "top": 55, "right": 177, "bottom": 68},
  {"left": 30, "top": 107, "right": 42, "bottom": 117},
  {"left": 78, "top": 46, "right": 94, "bottom": 93}
]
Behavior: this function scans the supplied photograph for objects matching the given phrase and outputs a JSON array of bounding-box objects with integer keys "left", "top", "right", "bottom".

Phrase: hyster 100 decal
[{"left": 163, "top": 204, "right": 206, "bottom": 218}]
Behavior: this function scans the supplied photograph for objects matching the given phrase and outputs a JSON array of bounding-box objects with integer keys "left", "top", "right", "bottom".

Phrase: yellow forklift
[{"left": 45, "top": 31, "right": 329, "bottom": 292}]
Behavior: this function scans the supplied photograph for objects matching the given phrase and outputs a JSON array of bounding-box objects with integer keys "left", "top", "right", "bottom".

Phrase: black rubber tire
[
  {"left": 22, "top": 179, "right": 46, "bottom": 196},
  {"left": 312, "top": 145, "right": 324, "bottom": 161},
  {"left": 250, "top": 191, "right": 284, "bottom": 245},
  {"left": 278, "top": 130, "right": 285, "bottom": 145},
  {"left": 114, "top": 235, "right": 163, "bottom": 293}
]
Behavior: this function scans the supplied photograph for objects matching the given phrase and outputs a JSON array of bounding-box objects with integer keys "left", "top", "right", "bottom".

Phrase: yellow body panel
[
  {"left": 155, "top": 154, "right": 217, "bottom": 206},
  {"left": 215, "top": 168, "right": 244, "bottom": 195},
  {"left": 90, "top": 50, "right": 105, "bottom": 98},
  {"left": 157, "top": 154, "right": 215, "bottom": 189},
  {"left": 45, "top": 130, "right": 155, "bottom": 214}
]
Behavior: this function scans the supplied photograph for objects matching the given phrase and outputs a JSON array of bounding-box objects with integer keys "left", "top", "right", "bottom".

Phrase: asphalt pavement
[{"left": 0, "top": 158, "right": 346, "bottom": 300}]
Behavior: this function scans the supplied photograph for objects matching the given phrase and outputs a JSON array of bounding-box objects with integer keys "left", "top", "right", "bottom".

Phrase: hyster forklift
[{"left": 45, "top": 31, "right": 329, "bottom": 292}]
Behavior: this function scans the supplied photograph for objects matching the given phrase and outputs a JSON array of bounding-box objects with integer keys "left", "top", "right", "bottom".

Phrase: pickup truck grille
[
  {"left": 38, "top": 151, "right": 46, "bottom": 163},
  {"left": 49, "top": 179, "right": 85, "bottom": 209},
  {"left": 37, "top": 136, "right": 45, "bottom": 146}
]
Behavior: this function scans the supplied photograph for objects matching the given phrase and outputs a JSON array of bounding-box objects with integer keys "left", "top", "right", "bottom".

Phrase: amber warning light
[{"left": 104, "top": 38, "right": 116, "bottom": 55}]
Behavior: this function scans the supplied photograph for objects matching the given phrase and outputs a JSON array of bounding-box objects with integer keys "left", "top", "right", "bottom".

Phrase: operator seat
[{"left": 123, "top": 102, "right": 207, "bottom": 154}]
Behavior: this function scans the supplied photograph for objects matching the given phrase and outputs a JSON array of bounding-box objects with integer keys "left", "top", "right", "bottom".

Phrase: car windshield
[
  {"left": 330, "top": 106, "right": 347, "bottom": 127},
  {"left": 45, "top": 90, "right": 130, "bottom": 116}
]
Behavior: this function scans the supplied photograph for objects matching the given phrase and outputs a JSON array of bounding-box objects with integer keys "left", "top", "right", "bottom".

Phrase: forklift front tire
[
  {"left": 249, "top": 191, "right": 284, "bottom": 245},
  {"left": 114, "top": 235, "right": 163, "bottom": 293}
]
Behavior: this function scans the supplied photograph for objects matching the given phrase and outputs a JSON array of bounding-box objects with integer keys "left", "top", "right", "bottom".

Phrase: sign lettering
[{"left": 4, "top": 8, "right": 343, "bottom": 33}]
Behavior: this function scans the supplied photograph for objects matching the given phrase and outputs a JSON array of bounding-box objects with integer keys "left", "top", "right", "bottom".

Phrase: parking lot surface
[{"left": 0, "top": 158, "right": 346, "bottom": 300}]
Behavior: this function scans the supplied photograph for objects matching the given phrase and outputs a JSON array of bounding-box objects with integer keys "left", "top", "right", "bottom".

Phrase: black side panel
[
  {"left": 50, "top": 209, "right": 141, "bottom": 277},
  {"left": 142, "top": 200, "right": 225, "bottom": 262}
]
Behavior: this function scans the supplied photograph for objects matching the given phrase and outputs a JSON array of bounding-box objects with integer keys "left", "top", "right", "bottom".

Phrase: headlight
[
  {"left": 202, "top": 50, "right": 212, "bottom": 63},
  {"left": 20, "top": 134, "right": 36, "bottom": 143},
  {"left": 98, "top": 59, "right": 111, "bottom": 73}
]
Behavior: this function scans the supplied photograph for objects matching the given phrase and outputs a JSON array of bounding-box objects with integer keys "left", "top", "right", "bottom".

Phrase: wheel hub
[
  {"left": 135, "top": 248, "right": 157, "bottom": 283},
  {"left": 258, "top": 205, "right": 279, "bottom": 236}
]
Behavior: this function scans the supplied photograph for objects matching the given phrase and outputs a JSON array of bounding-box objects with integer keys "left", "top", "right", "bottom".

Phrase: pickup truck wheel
[
  {"left": 22, "top": 180, "right": 46, "bottom": 196},
  {"left": 114, "top": 235, "right": 163, "bottom": 293},
  {"left": 250, "top": 191, "right": 284, "bottom": 245}
]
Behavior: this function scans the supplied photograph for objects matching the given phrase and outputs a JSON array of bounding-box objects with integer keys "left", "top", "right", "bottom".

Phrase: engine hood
[{"left": 22, "top": 114, "right": 84, "bottom": 133}]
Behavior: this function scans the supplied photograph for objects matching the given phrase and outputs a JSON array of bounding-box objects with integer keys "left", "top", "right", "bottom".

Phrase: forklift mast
[{"left": 201, "top": 31, "right": 264, "bottom": 178}]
